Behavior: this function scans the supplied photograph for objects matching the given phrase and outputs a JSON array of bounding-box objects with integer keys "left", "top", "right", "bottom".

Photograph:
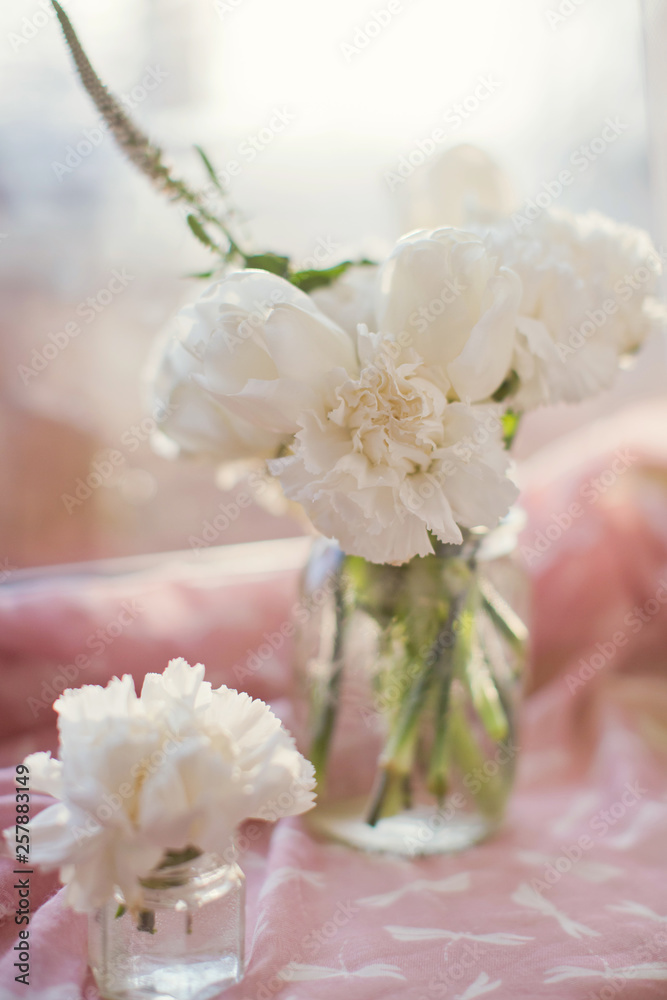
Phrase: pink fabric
[{"left": 1, "top": 407, "right": 667, "bottom": 999}]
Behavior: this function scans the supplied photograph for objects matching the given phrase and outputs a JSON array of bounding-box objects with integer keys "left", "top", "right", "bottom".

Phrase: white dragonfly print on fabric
[
  {"left": 605, "top": 801, "right": 667, "bottom": 850},
  {"left": 277, "top": 962, "right": 406, "bottom": 981},
  {"left": 549, "top": 789, "right": 601, "bottom": 838},
  {"left": 258, "top": 866, "right": 326, "bottom": 900},
  {"left": 246, "top": 908, "right": 272, "bottom": 963},
  {"left": 544, "top": 962, "right": 667, "bottom": 984},
  {"left": 454, "top": 971, "right": 502, "bottom": 999},
  {"left": 512, "top": 882, "right": 600, "bottom": 939},
  {"left": 356, "top": 871, "right": 470, "bottom": 907},
  {"left": 385, "top": 926, "right": 533, "bottom": 946},
  {"left": 516, "top": 850, "right": 623, "bottom": 883},
  {"left": 607, "top": 900, "right": 667, "bottom": 922}
]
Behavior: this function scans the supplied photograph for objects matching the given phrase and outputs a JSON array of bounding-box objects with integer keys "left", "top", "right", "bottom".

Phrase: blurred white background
[{"left": 0, "top": 0, "right": 664, "bottom": 566}]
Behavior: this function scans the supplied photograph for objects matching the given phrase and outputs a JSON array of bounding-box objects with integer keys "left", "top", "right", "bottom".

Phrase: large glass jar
[
  {"left": 88, "top": 852, "right": 245, "bottom": 1000},
  {"left": 295, "top": 512, "right": 528, "bottom": 855}
]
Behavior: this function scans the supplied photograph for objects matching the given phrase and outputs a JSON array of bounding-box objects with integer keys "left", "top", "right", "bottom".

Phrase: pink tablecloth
[{"left": 1, "top": 406, "right": 667, "bottom": 1000}]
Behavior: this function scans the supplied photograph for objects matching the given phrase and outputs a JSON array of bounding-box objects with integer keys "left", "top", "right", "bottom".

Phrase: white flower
[
  {"left": 482, "top": 209, "right": 664, "bottom": 405},
  {"left": 3, "top": 660, "right": 315, "bottom": 913},
  {"left": 401, "top": 143, "right": 517, "bottom": 231},
  {"left": 148, "top": 270, "right": 357, "bottom": 460},
  {"left": 375, "top": 228, "right": 522, "bottom": 403},
  {"left": 270, "top": 331, "right": 517, "bottom": 564}
]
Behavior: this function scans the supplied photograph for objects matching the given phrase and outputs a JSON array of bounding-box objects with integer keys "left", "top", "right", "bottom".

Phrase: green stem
[
  {"left": 426, "top": 587, "right": 476, "bottom": 802},
  {"left": 446, "top": 692, "right": 510, "bottom": 822},
  {"left": 366, "top": 572, "right": 472, "bottom": 825},
  {"left": 479, "top": 579, "right": 528, "bottom": 651},
  {"left": 308, "top": 577, "right": 347, "bottom": 788},
  {"left": 462, "top": 631, "right": 509, "bottom": 743}
]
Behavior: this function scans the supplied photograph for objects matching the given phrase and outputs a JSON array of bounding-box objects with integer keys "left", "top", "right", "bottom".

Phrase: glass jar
[
  {"left": 88, "top": 852, "right": 245, "bottom": 1000},
  {"left": 295, "top": 511, "right": 528, "bottom": 856}
]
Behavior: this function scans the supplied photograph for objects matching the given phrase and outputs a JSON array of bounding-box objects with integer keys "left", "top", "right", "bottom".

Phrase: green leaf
[
  {"left": 114, "top": 904, "right": 126, "bottom": 919},
  {"left": 157, "top": 846, "right": 202, "bottom": 869},
  {"left": 244, "top": 252, "right": 291, "bottom": 278},
  {"left": 194, "top": 145, "right": 224, "bottom": 191},
  {"left": 289, "top": 258, "right": 374, "bottom": 294},
  {"left": 184, "top": 269, "right": 217, "bottom": 280},
  {"left": 501, "top": 409, "right": 521, "bottom": 448},
  {"left": 186, "top": 213, "right": 219, "bottom": 251},
  {"left": 492, "top": 370, "right": 520, "bottom": 403}
]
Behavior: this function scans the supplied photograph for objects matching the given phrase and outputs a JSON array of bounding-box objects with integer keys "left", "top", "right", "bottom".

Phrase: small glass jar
[
  {"left": 295, "top": 510, "right": 528, "bottom": 856},
  {"left": 88, "top": 853, "right": 245, "bottom": 1000}
]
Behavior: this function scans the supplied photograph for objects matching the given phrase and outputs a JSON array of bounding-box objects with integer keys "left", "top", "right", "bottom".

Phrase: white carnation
[
  {"left": 4, "top": 660, "right": 315, "bottom": 913},
  {"left": 375, "top": 228, "right": 522, "bottom": 403},
  {"left": 270, "top": 331, "right": 517, "bottom": 565},
  {"left": 482, "top": 209, "right": 664, "bottom": 406},
  {"left": 148, "top": 270, "right": 357, "bottom": 461}
]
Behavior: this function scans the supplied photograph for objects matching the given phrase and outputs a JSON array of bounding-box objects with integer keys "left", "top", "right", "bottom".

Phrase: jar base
[
  {"left": 306, "top": 796, "right": 498, "bottom": 856},
  {"left": 94, "top": 954, "right": 243, "bottom": 1000}
]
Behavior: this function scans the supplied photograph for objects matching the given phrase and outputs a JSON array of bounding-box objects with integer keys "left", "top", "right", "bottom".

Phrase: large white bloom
[
  {"left": 270, "top": 331, "right": 518, "bottom": 565},
  {"left": 482, "top": 209, "right": 665, "bottom": 406},
  {"left": 375, "top": 228, "right": 522, "bottom": 403},
  {"left": 4, "top": 660, "right": 315, "bottom": 913},
  {"left": 148, "top": 270, "right": 357, "bottom": 460}
]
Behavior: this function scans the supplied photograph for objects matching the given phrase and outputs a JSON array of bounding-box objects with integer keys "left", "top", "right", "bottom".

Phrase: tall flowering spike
[
  {"left": 52, "top": 2, "right": 177, "bottom": 195},
  {"left": 50, "top": 0, "right": 242, "bottom": 256}
]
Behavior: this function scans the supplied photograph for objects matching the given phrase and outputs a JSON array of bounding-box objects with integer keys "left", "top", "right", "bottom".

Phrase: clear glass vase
[
  {"left": 295, "top": 512, "right": 528, "bottom": 856},
  {"left": 88, "top": 852, "right": 245, "bottom": 1000}
]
